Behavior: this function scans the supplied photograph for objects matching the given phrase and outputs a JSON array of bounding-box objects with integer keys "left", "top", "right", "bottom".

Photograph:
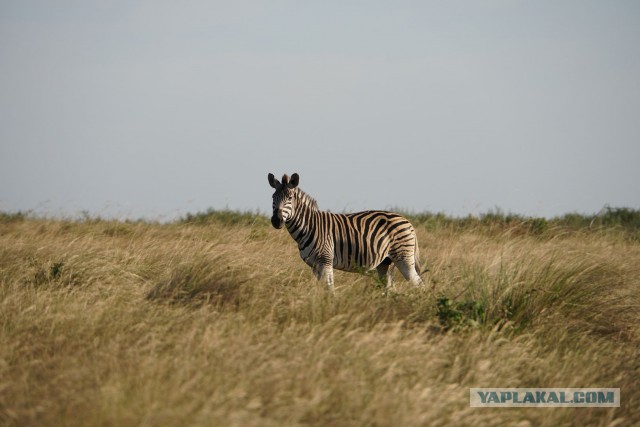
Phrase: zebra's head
[{"left": 268, "top": 172, "right": 299, "bottom": 229}]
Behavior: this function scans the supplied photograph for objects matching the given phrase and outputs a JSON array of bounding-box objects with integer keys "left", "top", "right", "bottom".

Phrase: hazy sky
[{"left": 1, "top": 1, "right": 639, "bottom": 219}]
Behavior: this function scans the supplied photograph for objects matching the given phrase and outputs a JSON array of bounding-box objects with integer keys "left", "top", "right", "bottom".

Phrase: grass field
[{"left": 1, "top": 210, "right": 639, "bottom": 426}]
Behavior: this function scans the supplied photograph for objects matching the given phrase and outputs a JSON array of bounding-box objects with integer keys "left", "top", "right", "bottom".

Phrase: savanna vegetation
[{"left": 1, "top": 208, "right": 639, "bottom": 426}]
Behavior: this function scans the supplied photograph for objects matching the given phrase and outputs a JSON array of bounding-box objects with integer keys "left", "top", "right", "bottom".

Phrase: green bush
[
  {"left": 436, "top": 296, "right": 486, "bottom": 331},
  {"left": 0, "top": 210, "right": 28, "bottom": 223},
  {"left": 180, "top": 208, "right": 269, "bottom": 227}
]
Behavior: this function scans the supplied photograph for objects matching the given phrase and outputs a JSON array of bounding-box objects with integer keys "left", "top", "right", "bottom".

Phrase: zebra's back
[{"left": 328, "top": 210, "right": 417, "bottom": 271}]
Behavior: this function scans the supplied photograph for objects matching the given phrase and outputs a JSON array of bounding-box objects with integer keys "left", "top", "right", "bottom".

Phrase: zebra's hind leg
[
  {"left": 376, "top": 258, "right": 395, "bottom": 290},
  {"left": 393, "top": 257, "right": 424, "bottom": 288}
]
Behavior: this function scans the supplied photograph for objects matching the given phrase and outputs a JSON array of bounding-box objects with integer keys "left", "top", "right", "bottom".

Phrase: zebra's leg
[
  {"left": 313, "top": 263, "right": 335, "bottom": 292},
  {"left": 376, "top": 263, "right": 389, "bottom": 286},
  {"left": 387, "top": 264, "right": 395, "bottom": 288},
  {"left": 376, "top": 258, "right": 395, "bottom": 290},
  {"left": 393, "top": 258, "right": 424, "bottom": 288},
  {"left": 324, "top": 266, "right": 334, "bottom": 291}
]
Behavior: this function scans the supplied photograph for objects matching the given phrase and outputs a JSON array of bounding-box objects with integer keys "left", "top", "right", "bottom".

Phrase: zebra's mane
[{"left": 294, "top": 188, "right": 319, "bottom": 212}]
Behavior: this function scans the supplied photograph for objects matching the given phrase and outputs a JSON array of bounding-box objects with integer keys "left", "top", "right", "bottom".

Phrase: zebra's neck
[{"left": 286, "top": 188, "right": 320, "bottom": 241}]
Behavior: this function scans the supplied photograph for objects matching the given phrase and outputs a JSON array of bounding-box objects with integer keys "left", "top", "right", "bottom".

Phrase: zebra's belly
[
  {"left": 298, "top": 243, "right": 386, "bottom": 271},
  {"left": 333, "top": 263, "right": 377, "bottom": 273},
  {"left": 332, "top": 255, "right": 384, "bottom": 272}
]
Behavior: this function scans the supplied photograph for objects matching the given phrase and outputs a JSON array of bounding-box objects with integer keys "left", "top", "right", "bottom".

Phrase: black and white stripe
[{"left": 268, "top": 172, "right": 424, "bottom": 290}]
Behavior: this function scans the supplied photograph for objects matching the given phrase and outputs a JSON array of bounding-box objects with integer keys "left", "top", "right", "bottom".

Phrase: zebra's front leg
[{"left": 313, "top": 263, "right": 335, "bottom": 292}]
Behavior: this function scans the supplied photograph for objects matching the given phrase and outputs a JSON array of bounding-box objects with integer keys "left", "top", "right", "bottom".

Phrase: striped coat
[{"left": 268, "top": 173, "right": 425, "bottom": 290}]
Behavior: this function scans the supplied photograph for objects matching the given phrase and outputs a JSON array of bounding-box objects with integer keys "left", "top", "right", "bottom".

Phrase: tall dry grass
[{"left": 0, "top": 214, "right": 638, "bottom": 426}]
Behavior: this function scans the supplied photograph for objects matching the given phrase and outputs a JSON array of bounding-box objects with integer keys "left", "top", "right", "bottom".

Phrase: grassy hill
[{"left": 1, "top": 210, "right": 638, "bottom": 426}]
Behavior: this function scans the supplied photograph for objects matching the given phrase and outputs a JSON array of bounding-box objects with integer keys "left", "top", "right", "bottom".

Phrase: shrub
[
  {"left": 180, "top": 208, "right": 269, "bottom": 227},
  {"left": 436, "top": 296, "right": 486, "bottom": 331}
]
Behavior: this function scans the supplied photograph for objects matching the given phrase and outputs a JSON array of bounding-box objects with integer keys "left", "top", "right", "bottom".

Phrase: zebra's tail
[{"left": 414, "top": 239, "right": 430, "bottom": 276}]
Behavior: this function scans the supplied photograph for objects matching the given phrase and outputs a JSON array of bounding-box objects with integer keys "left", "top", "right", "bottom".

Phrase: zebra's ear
[
  {"left": 268, "top": 173, "right": 280, "bottom": 189},
  {"left": 289, "top": 173, "right": 299, "bottom": 188}
]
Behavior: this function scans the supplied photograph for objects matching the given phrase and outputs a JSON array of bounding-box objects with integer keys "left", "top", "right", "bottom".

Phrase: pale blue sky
[{"left": 1, "top": 1, "right": 639, "bottom": 219}]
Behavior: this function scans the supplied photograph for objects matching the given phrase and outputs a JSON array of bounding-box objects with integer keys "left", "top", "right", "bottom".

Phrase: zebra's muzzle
[{"left": 271, "top": 215, "right": 284, "bottom": 229}]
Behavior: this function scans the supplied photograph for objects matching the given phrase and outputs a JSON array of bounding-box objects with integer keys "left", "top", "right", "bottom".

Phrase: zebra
[{"left": 268, "top": 172, "right": 425, "bottom": 291}]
